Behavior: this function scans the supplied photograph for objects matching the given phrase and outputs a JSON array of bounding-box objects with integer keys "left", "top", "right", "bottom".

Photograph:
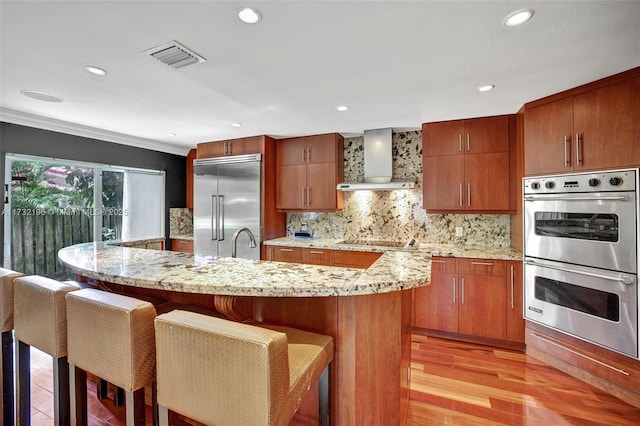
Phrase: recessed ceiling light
[
  {"left": 84, "top": 65, "right": 108, "bottom": 76},
  {"left": 20, "top": 90, "right": 63, "bottom": 102},
  {"left": 231, "top": 123, "right": 243, "bottom": 128},
  {"left": 237, "top": 7, "right": 261, "bottom": 24},
  {"left": 337, "top": 105, "right": 349, "bottom": 112},
  {"left": 167, "top": 133, "right": 177, "bottom": 137},
  {"left": 477, "top": 85, "right": 495, "bottom": 92},
  {"left": 504, "top": 9, "right": 534, "bottom": 27}
]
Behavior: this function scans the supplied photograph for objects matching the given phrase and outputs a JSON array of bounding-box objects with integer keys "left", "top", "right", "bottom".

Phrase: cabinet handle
[
  {"left": 279, "top": 248, "right": 294, "bottom": 252},
  {"left": 467, "top": 182, "right": 471, "bottom": 207},
  {"left": 223, "top": 142, "right": 228, "bottom": 156},
  {"left": 575, "top": 133, "right": 582, "bottom": 165},
  {"left": 467, "top": 134, "right": 470, "bottom": 152},
  {"left": 452, "top": 277, "right": 456, "bottom": 304},
  {"left": 228, "top": 142, "right": 232, "bottom": 155},
  {"left": 459, "top": 183, "right": 463, "bottom": 207},
  {"left": 309, "top": 250, "right": 325, "bottom": 255},
  {"left": 301, "top": 148, "right": 305, "bottom": 162},
  {"left": 461, "top": 277, "right": 465, "bottom": 304},
  {"left": 563, "top": 135, "right": 570, "bottom": 167},
  {"left": 471, "top": 261, "right": 493, "bottom": 266},
  {"left": 510, "top": 264, "right": 515, "bottom": 310},
  {"left": 431, "top": 259, "right": 446, "bottom": 263},
  {"left": 458, "top": 134, "right": 462, "bottom": 152},
  {"left": 307, "top": 148, "right": 311, "bottom": 162},
  {"left": 301, "top": 188, "right": 306, "bottom": 207},
  {"left": 307, "top": 187, "right": 311, "bottom": 206}
]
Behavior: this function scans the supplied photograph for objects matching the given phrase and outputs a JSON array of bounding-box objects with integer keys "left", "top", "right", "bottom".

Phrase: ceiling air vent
[{"left": 143, "top": 40, "right": 206, "bottom": 69}]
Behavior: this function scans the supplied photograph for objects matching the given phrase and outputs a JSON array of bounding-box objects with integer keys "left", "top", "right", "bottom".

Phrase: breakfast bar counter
[{"left": 58, "top": 242, "right": 431, "bottom": 425}]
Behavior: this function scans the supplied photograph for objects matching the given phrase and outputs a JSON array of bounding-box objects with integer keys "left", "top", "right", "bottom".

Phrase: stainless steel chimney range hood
[{"left": 337, "top": 128, "right": 415, "bottom": 192}]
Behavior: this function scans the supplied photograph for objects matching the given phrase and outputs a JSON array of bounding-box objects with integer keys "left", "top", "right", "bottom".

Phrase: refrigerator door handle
[
  {"left": 219, "top": 195, "right": 225, "bottom": 241},
  {"left": 211, "top": 195, "right": 218, "bottom": 241}
]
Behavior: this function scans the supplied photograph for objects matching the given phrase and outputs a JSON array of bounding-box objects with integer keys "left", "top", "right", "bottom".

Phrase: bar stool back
[
  {"left": 13, "top": 276, "right": 79, "bottom": 426},
  {"left": 66, "top": 288, "right": 156, "bottom": 426},
  {"left": 0, "top": 268, "right": 23, "bottom": 426},
  {"left": 155, "top": 310, "right": 333, "bottom": 426}
]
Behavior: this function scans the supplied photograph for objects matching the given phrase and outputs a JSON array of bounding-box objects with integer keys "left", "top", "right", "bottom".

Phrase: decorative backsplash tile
[
  {"left": 169, "top": 208, "right": 193, "bottom": 237},
  {"left": 287, "top": 131, "right": 511, "bottom": 247}
]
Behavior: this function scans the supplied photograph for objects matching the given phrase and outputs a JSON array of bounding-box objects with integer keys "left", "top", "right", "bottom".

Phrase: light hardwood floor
[{"left": 25, "top": 334, "right": 640, "bottom": 425}]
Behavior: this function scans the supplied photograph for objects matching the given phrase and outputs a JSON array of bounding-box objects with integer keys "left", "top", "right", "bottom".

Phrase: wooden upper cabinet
[
  {"left": 276, "top": 133, "right": 344, "bottom": 212},
  {"left": 523, "top": 98, "right": 573, "bottom": 176},
  {"left": 423, "top": 115, "right": 513, "bottom": 213},
  {"left": 524, "top": 70, "right": 640, "bottom": 176},
  {"left": 197, "top": 136, "right": 265, "bottom": 158},
  {"left": 423, "top": 116, "right": 508, "bottom": 156},
  {"left": 573, "top": 76, "right": 640, "bottom": 171}
]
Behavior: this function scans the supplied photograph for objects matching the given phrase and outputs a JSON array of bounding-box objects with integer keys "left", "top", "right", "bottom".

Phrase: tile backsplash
[{"left": 287, "top": 131, "right": 511, "bottom": 247}]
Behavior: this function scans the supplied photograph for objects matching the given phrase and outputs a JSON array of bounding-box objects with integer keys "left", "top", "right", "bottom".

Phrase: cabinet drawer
[
  {"left": 303, "top": 248, "right": 334, "bottom": 266},
  {"left": 430, "top": 257, "right": 457, "bottom": 273},
  {"left": 171, "top": 239, "right": 193, "bottom": 253},
  {"left": 457, "top": 258, "right": 506, "bottom": 276},
  {"left": 271, "top": 247, "right": 304, "bottom": 263},
  {"left": 334, "top": 250, "right": 382, "bottom": 269}
]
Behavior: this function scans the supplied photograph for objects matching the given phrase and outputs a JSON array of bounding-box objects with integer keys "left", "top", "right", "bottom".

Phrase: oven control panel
[{"left": 524, "top": 169, "right": 637, "bottom": 194}]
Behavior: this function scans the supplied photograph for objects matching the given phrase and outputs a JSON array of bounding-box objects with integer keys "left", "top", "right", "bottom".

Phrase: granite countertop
[
  {"left": 106, "top": 236, "right": 165, "bottom": 247},
  {"left": 58, "top": 242, "right": 431, "bottom": 297},
  {"left": 264, "top": 237, "right": 523, "bottom": 261}
]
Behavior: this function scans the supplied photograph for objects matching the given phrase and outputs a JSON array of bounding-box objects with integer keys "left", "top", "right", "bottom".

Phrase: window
[{"left": 4, "top": 154, "right": 165, "bottom": 278}]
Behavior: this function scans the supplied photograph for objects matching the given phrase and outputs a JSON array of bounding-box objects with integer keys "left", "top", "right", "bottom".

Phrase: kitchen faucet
[{"left": 231, "top": 227, "right": 257, "bottom": 258}]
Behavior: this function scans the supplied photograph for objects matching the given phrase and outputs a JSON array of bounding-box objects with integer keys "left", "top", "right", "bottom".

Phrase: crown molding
[{"left": 0, "top": 108, "right": 189, "bottom": 156}]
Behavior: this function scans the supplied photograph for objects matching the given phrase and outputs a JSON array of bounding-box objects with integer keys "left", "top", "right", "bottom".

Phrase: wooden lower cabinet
[
  {"left": 415, "top": 257, "right": 524, "bottom": 345},
  {"left": 265, "top": 245, "right": 381, "bottom": 269},
  {"left": 171, "top": 238, "right": 193, "bottom": 253}
]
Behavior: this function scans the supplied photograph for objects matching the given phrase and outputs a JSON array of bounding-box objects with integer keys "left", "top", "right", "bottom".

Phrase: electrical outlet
[{"left": 455, "top": 227, "right": 464, "bottom": 237}]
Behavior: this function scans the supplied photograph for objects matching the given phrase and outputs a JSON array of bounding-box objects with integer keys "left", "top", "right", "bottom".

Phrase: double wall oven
[{"left": 523, "top": 169, "right": 639, "bottom": 359}]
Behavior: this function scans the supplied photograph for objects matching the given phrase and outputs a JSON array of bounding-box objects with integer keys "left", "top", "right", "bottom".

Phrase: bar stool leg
[
  {"left": 73, "top": 366, "right": 88, "bottom": 426},
  {"left": 319, "top": 365, "right": 330, "bottom": 426},
  {"left": 125, "top": 388, "right": 146, "bottom": 426},
  {"left": 53, "top": 356, "right": 71, "bottom": 425},
  {"left": 16, "top": 340, "right": 30, "bottom": 426},
  {"left": 114, "top": 386, "right": 125, "bottom": 407},
  {"left": 97, "top": 378, "right": 108, "bottom": 400},
  {"left": 1, "top": 331, "right": 14, "bottom": 426}
]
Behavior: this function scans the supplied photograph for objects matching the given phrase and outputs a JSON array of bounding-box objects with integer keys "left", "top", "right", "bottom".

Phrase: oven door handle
[
  {"left": 524, "top": 259, "right": 634, "bottom": 285},
  {"left": 523, "top": 195, "right": 628, "bottom": 202}
]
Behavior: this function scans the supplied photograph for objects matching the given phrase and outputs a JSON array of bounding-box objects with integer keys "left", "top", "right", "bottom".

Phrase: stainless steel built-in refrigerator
[{"left": 193, "top": 154, "right": 262, "bottom": 259}]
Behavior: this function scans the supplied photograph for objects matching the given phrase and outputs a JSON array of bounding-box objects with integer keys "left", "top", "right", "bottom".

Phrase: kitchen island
[{"left": 58, "top": 242, "right": 431, "bottom": 425}]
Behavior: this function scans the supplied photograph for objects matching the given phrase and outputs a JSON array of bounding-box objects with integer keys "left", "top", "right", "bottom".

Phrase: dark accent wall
[{"left": 0, "top": 122, "right": 187, "bottom": 257}]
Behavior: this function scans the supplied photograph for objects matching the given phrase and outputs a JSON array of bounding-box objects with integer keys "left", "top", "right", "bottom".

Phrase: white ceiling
[{"left": 1, "top": 1, "right": 639, "bottom": 156}]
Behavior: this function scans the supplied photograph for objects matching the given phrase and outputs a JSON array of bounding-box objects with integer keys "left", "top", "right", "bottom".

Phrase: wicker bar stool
[
  {"left": 65, "top": 288, "right": 157, "bottom": 426},
  {"left": 13, "top": 276, "right": 80, "bottom": 426},
  {"left": 154, "top": 310, "right": 334, "bottom": 426},
  {"left": 0, "top": 268, "right": 23, "bottom": 426}
]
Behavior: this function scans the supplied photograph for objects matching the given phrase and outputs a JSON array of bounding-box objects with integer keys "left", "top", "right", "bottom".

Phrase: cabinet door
[
  {"left": 277, "top": 138, "right": 308, "bottom": 166},
  {"left": 458, "top": 274, "right": 507, "bottom": 340},
  {"left": 506, "top": 261, "right": 525, "bottom": 343},
  {"left": 172, "top": 239, "right": 193, "bottom": 253},
  {"left": 573, "top": 76, "right": 640, "bottom": 171},
  {"left": 306, "top": 163, "right": 338, "bottom": 210},
  {"left": 276, "top": 165, "right": 306, "bottom": 209},
  {"left": 414, "top": 257, "right": 458, "bottom": 332},
  {"left": 524, "top": 98, "right": 574, "bottom": 176},
  {"left": 422, "top": 121, "right": 465, "bottom": 156},
  {"left": 464, "top": 153, "right": 510, "bottom": 211},
  {"left": 423, "top": 155, "right": 465, "bottom": 211},
  {"left": 196, "top": 141, "right": 228, "bottom": 158},
  {"left": 304, "top": 134, "right": 339, "bottom": 164},
  {"left": 227, "top": 136, "right": 264, "bottom": 156},
  {"left": 464, "top": 116, "right": 509, "bottom": 153},
  {"left": 303, "top": 248, "right": 334, "bottom": 266},
  {"left": 270, "top": 246, "right": 304, "bottom": 263}
]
